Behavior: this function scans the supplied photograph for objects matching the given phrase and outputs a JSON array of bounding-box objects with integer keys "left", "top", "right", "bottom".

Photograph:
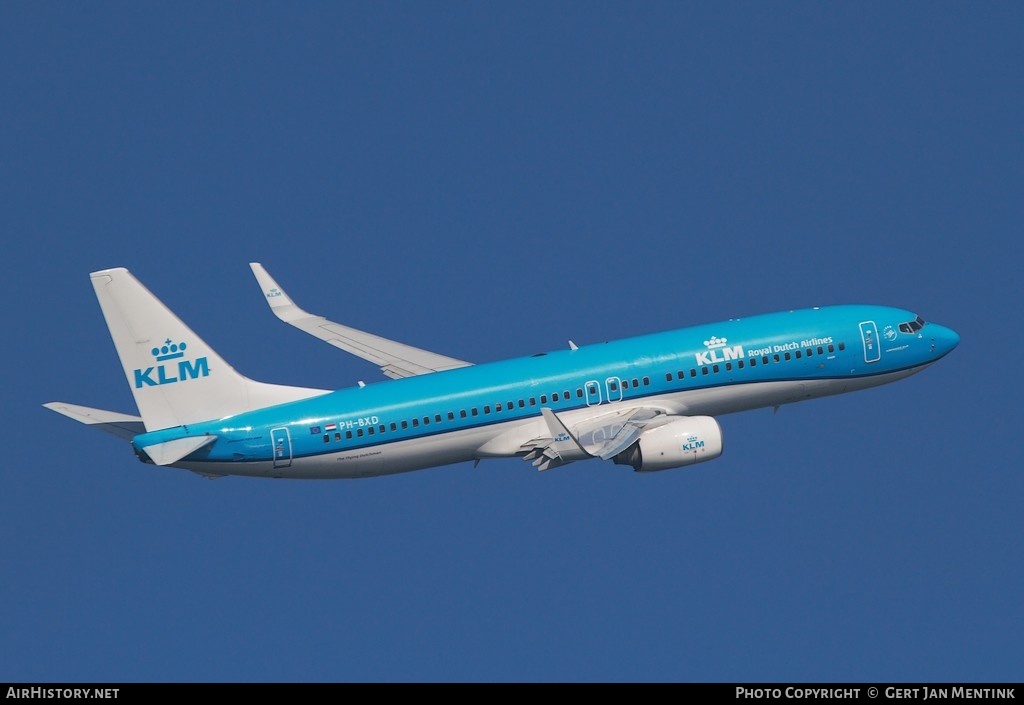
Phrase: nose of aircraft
[{"left": 928, "top": 323, "right": 960, "bottom": 358}]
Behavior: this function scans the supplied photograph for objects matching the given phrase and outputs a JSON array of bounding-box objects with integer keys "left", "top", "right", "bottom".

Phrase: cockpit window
[{"left": 898, "top": 315, "right": 926, "bottom": 334}]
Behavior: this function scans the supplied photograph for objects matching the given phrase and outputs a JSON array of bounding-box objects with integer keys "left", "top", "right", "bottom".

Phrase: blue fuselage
[{"left": 132, "top": 304, "right": 959, "bottom": 478}]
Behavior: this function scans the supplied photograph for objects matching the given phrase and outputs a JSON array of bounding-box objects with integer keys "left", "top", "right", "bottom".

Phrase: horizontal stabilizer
[
  {"left": 43, "top": 402, "right": 145, "bottom": 440},
  {"left": 250, "top": 262, "right": 473, "bottom": 379},
  {"left": 140, "top": 436, "right": 217, "bottom": 466}
]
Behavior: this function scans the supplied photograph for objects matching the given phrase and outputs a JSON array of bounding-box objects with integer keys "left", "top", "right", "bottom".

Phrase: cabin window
[
  {"left": 828, "top": 344, "right": 835, "bottom": 353},
  {"left": 702, "top": 367, "right": 709, "bottom": 375},
  {"left": 346, "top": 430, "right": 353, "bottom": 439},
  {"left": 577, "top": 389, "right": 584, "bottom": 398},
  {"left": 588, "top": 384, "right": 598, "bottom": 395},
  {"left": 379, "top": 424, "right": 386, "bottom": 433},
  {"left": 368, "top": 426, "right": 375, "bottom": 435},
  {"left": 551, "top": 393, "right": 559, "bottom": 402},
  {"left": 667, "top": 373, "right": 674, "bottom": 382},
  {"left": 564, "top": 390, "right": 570, "bottom": 400},
  {"left": 527, "top": 397, "right": 535, "bottom": 406},
  {"left": 435, "top": 414, "right": 442, "bottom": 423},
  {"left": 794, "top": 350, "right": 801, "bottom": 359},
  {"left": 642, "top": 377, "right": 649, "bottom": 386},
  {"left": 838, "top": 341, "right": 846, "bottom": 351},
  {"left": 609, "top": 381, "right": 618, "bottom": 391},
  {"left": 460, "top": 410, "right": 467, "bottom": 418},
  {"left": 540, "top": 395, "right": 548, "bottom": 403},
  {"left": 335, "top": 432, "right": 342, "bottom": 441},
  {"left": 817, "top": 346, "right": 824, "bottom": 355},
  {"left": 483, "top": 406, "right": 490, "bottom": 414},
  {"left": 713, "top": 364, "right": 719, "bottom": 373},
  {"left": 518, "top": 399, "right": 525, "bottom": 408},
  {"left": 784, "top": 352, "right": 791, "bottom": 361},
  {"left": 401, "top": 420, "right": 408, "bottom": 429},
  {"left": 725, "top": 362, "right": 732, "bottom": 371},
  {"left": 805, "top": 348, "right": 813, "bottom": 357},
  {"left": 738, "top": 360, "right": 744, "bottom": 369},
  {"left": 323, "top": 434, "right": 330, "bottom": 443},
  {"left": 495, "top": 403, "right": 503, "bottom": 412},
  {"left": 690, "top": 369, "right": 697, "bottom": 377},
  {"left": 471, "top": 408, "right": 478, "bottom": 416},
  {"left": 357, "top": 428, "right": 363, "bottom": 437},
  {"left": 448, "top": 412, "right": 455, "bottom": 421},
  {"left": 422, "top": 417, "right": 429, "bottom": 426},
  {"left": 621, "top": 379, "right": 629, "bottom": 389},
  {"left": 412, "top": 418, "right": 419, "bottom": 427}
]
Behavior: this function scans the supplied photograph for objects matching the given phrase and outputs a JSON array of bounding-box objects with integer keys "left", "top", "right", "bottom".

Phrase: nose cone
[{"left": 928, "top": 323, "right": 960, "bottom": 359}]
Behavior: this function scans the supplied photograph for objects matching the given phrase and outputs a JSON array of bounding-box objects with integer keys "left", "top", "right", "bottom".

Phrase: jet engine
[{"left": 612, "top": 416, "right": 723, "bottom": 472}]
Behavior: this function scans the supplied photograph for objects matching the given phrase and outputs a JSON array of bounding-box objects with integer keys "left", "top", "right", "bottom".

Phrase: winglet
[
  {"left": 249, "top": 262, "right": 314, "bottom": 323},
  {"left": 540, "top": 408, "right": 587, "bottom": 454},
  {"left": 521, "top": 408, "right": 591, "bottom": 471}
]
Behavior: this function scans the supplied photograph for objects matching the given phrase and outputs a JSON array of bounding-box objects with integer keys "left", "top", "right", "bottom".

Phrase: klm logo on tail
[{"left": 133, "top": 339, "right": 210, "bottom": 388}]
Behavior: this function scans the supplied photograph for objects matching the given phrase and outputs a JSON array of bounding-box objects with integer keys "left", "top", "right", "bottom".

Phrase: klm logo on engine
[
  {"left": 681, "top": 435, "right": 704, "bottom": 452},
  {"left": 694, "top": 335, "right": 744, "bottom": 365},
  {"left": 133, "top": 339, "right": 210, "bottom": 388}
]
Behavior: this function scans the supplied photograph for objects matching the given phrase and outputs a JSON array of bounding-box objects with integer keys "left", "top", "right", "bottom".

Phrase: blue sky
[{"left": 2, "top": 2, "right": 1021, "bottom": 683}]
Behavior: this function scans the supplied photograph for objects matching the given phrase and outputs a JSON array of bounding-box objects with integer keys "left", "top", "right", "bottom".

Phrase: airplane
[{"left": 44, "top": 265, "right": 960, "bottom": 480}]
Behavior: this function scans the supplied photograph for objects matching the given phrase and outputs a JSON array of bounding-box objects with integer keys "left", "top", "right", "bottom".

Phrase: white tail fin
[{"left": 90, "top": 267, "right": 328, "bottom": 431}]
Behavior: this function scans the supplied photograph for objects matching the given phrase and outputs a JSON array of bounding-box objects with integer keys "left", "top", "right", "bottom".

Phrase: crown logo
[
  {"left": 703, "top": 336, "right": 728, "bottom": 350},
  {"left": 151, "top": 338, "right": 187, "bottom": 362}
]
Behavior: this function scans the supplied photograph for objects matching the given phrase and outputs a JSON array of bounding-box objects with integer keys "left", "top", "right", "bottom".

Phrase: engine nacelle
[{"left": 612, "top": 416, "right": 723, "bottom": 472}]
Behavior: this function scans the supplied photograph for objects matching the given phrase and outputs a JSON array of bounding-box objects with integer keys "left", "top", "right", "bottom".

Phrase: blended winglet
[
  {"left": 249, "top": 261, "right": 311, "bottom": 322},
  {"left": 249, "top": 262, "right": 473, "bottom": 379},
  {"left": 521, "top": 408, "right": 591, "bottom": 471}
]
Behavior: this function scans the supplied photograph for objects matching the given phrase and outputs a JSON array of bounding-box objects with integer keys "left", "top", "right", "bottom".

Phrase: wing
[
  {"left": 520, "top": 406, "right": 670, "bottom": 471},
  {"left": 249, "top": 263, "right": 473, "bottom": 379}
]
